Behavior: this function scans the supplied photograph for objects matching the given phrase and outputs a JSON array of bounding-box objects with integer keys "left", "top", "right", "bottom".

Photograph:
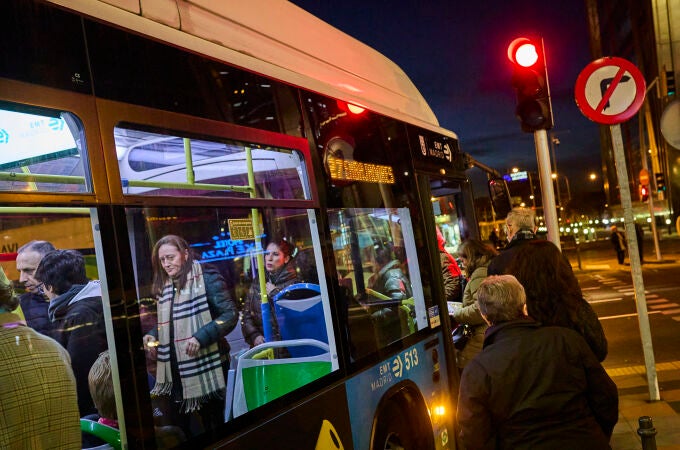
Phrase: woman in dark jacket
[
  {"left": 242, "top": 239, "right": 300, "bottom": 347},
  {"left": 506, "top": 239, "right": 608, "bottom": 361},
  {"left": 142, "top": 234, "right": 238, "bottom": 438},
  {"left": 34, "top": 249, "right": 108, "bottom": 417}
]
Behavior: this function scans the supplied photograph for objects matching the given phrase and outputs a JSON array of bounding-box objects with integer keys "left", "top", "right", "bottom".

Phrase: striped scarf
[{"left": 151, "top": 261, "right": 225, "bottom": 413}]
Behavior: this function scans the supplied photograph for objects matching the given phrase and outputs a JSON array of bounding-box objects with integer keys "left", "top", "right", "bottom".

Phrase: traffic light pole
[{"left": 534, "top": 129, "right": 560, "bottom": 250}]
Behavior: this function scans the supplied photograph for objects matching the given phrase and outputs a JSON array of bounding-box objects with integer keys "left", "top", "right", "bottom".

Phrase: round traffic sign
[
  {"left": 639, "top": 169, "right": 649, "bottom": 185},
  {"left": 574, "top": 57, "right": 646, "bottom": 124}
]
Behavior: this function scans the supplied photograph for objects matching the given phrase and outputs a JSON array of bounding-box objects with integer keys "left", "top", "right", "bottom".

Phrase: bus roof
[{"left": 48, "top": 0, "right": 457, "bottom": 139}]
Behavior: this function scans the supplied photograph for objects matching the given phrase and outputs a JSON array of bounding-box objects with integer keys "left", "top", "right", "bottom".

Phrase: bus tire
[{"left": 370, "top": 383, "right": 435, "bottom": 450}]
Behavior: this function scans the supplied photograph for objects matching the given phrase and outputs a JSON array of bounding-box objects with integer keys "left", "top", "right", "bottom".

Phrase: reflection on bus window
[
  {"left": 431, "top": 180, "right": 465, "bottom": 255},
  {"left": 126, "top": 206, "right": 336, "bottom": 439},
  {"left": 114, "top": 125, "right": 309, "bottom": 199},
  {"left": 0, "top": 208, "right": 116, "bottom": 444},
  {"left": 0, "top": 103, "right": 92, "bottom": 193},
  {"left": 329, "top": 207, "right": 426, "bottom": 359}
]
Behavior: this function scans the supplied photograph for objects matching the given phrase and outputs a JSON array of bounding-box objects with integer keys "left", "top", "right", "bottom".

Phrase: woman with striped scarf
[{"left": 143, "top": 235, "right": 238, "bottom": 438}]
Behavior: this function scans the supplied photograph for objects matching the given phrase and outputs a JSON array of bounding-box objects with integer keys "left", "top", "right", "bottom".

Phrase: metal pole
[
  {"left": 550, "top": 134, "right": 563, "bottom": 222},
  {"left": 637, "top": 416, "right": 658, "bottom": 450},
  {"left": 641, "top": 100, "right": 663, "bottom": 261},
  {"left": 526, "top": 171, "right": 536, "bottom": 209},
  {"left": 611, "top": 124, "right": 660, "bottom": 401},
  {"left": 535, "top": 130, "right": 560, "bottom": 249}
]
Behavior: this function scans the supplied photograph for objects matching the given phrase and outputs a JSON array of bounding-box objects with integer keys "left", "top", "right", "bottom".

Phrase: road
[{"left": 571, "top": 235, "right": 680, "bottom": 391}]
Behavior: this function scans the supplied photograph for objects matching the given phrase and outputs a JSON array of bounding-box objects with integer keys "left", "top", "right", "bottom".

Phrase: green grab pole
[
  {"left": 184, "top": 138, "right": 195, "bottom": 185},
  {"left": 246, "top": 146, "right": 271, "bottom": 341},
  {"left": 0, "top": 172, "right": 85, "bottom": 184}
]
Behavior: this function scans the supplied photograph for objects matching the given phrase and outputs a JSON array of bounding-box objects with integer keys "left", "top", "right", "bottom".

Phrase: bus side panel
[
  {"left": 215, "top": 384, "right": 354, "bottom": 449},
  {"left": 345, "top": 334, "right": 454, "bottom": 449}
]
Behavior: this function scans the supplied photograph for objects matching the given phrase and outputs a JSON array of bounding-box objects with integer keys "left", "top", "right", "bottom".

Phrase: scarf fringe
[
  {"left": 150, "top": 381, "right": 173, "bottom": 397},
  {"left": 181, "top": 391, "right": 225, "bottom": 413}
]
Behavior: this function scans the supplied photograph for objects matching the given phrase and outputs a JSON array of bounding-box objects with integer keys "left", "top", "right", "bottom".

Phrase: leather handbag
[{"left": 452, "top": 323, "right": 473, "bottom": 350}]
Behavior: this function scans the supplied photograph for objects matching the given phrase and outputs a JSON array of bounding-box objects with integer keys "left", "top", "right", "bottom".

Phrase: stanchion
[{"left": 637, "top": 416, "right": 657, "bottom": 450}]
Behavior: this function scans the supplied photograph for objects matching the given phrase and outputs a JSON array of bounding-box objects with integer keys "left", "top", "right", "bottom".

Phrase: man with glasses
[
  {"left": 487, "top": 207, "right": 539, "bottom": 275},
  {"left": 15, "top": 240, "right": 55, "bottom": 336}
]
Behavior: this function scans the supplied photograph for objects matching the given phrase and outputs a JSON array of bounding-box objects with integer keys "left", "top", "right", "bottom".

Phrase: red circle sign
[{"left": 575, "top": 57, "right": 646, "bottom": 125}]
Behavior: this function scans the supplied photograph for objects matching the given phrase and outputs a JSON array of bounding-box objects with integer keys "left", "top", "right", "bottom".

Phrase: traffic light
[
  {"left": 640, "top": 184, "right": 649, "bottom": 202},
  {"left": 666, "top": 70, "right": 676, "bottom": 96},
  {"left": 655, "top": 172, "right": 666, "bottom": 192},
  {"left": 507, "top": 37, "right": 553, "bottom": 132}
]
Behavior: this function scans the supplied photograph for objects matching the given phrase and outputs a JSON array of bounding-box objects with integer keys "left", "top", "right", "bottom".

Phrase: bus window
[
  {"left": 430, "top": 179, "right": 468, "bottom": 255},
  {"left": 330, "top": 207, "right": 427, "bottom": 359},
  {"left": 114, "top": 124, "right": 309, "bottom": 199},
  {"left": 125, "top": 205, "right": 337, "bottom": 438},
  {"left": 0, "top": 207, "right": 119, "bottom": 440},
  {"left": 0, "top": 102, "right": 92, "bottom": 193}
]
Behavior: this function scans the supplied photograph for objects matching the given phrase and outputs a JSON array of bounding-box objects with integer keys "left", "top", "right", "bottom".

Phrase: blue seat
[{"left": 272, "top": 283, "right": 328, "bottom": 357}]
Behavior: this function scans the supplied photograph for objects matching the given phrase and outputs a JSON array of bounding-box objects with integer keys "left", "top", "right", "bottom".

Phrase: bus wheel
[{"left": 370, "top": 386, "right": 434, "bottom": 450}]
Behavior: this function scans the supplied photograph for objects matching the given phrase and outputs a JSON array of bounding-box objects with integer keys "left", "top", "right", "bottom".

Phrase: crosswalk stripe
[
  {"left": 647, "top": 299, "right": 667, "bottom": 304},
  {"left": 588, "top": 298, "right": 623, "bottom": 304},
  {"left": 606, "top": 361, "right": 680, "bottom": 377},
  {"left": 649, "top": 303, "right": 678, "bottom": 310},
  {"left": 599, "top": 311, "right": 662, "bottom": 320},
  {"left": 660, "top": 308, "right": 680, "bottom": 315}
]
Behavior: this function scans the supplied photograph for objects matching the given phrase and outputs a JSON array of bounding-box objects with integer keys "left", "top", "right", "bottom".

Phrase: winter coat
[
  {"left": 452, "top": 265, "right": 489, "bottom": 368},
  {"left": 242, "top": 260, "right": 300, "bottom": 346},
  {"left": 48, "top": 280, "right": 108, "bottom": 416},
  {"left": 487, "top": 230, "right": 538, "bottom": 275},
  {"left": 19, "top": 291, "right": 53, "bottom": 338},
  {"left": 0, "top": 311, "right": 81, "bottom": 449},
  {"left": 458, "top": 318, "right": 618, "bottom": 450}
]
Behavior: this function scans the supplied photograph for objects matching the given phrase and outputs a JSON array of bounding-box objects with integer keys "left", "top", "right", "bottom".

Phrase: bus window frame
[
  {"left": 0, "top": 78, "right": 109, "bottom": 204},
  {"left": 96, "top": 98, "right": 319, "bottom": 208}
]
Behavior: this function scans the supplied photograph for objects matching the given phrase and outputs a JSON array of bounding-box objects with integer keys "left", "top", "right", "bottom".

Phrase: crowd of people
[
  {"left": 449, "top": 207, "right": 616, "bottom": 449},
  {"left": 2, "top": 207, "right": 623, "bottom": 448}
]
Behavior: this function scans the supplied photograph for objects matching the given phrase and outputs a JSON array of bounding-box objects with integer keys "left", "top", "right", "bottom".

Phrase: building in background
[{"left": 585, "top": 0, "right": 678, "bottom": 229}]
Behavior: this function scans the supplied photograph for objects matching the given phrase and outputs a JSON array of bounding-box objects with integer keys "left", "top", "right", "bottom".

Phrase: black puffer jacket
[
  {"left": 19, "top": 292, "right": 53, "bottom": 338},
  {"left": 487, "top": 230, "right": 538, "bottom": 275},
  {"left": 241, "top": 260, "right": 300, "bottom": 346},
  {"left": 48, "top": 281, "right": 108, "bottom": 416}
]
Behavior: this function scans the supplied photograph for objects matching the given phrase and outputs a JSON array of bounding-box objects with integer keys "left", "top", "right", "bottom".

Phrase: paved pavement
[{"left": 569, "top": 234, "right": 680, "bottom": 449}]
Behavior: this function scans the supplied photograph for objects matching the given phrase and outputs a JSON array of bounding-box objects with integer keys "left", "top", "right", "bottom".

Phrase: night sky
[{"left": 290, "top": 0, "right": 603, "bottom": 198}]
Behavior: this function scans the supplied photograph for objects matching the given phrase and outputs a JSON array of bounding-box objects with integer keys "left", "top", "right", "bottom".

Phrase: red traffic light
[
  {"left": 507, "top": 36, "right": 553, "bottom": 133},
  {"left": 640, "top": 185, "right": 649, "bottom": 202},
  {"left": 508, "top": 38, "right": 539, "bottom": 68}
]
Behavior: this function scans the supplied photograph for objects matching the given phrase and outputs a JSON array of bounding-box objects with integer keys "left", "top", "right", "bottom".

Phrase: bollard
[{"left": 637, "top": 416, "right": 657, "bottom": 450}]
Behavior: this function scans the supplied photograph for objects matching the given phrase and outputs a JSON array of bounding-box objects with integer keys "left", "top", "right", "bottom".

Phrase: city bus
[{"left": 0, "top": 1, "right": 480, "bottom": 448}]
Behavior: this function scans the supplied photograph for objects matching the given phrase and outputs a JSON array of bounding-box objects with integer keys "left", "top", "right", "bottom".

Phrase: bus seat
[
  {"left": 231, "top": 339, "right": 331, "bottom": 417},
  {"left": 80, "top": 419, "right": 121, "bottom": 450},
  {"left": 273, "top": 283, "right": 328, "bottom": 357}
]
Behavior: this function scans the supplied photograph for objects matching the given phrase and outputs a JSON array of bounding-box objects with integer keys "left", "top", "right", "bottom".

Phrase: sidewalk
[
  {"left": 609, "top": 365, "right": 680, "bottom": 449},
  {"left": 570, "top": 235, "right": 680, "bottom": 448}
]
